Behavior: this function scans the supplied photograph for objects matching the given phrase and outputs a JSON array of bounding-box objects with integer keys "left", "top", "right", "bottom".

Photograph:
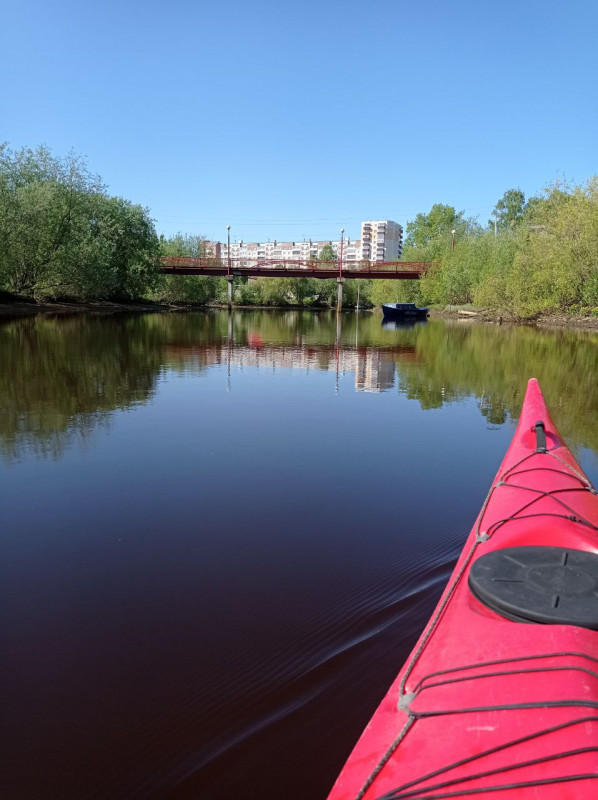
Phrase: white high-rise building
[
  {"left": 220, "top": 219, "right": 403, "bottom": 265},
  {"left": 359, "top": 220, "right": 403, "bottom": 262}
]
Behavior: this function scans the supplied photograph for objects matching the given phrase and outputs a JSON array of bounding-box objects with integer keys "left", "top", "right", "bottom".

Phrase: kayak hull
[{"left": 328, "top": 379, "right": 598, "bottom": 799}]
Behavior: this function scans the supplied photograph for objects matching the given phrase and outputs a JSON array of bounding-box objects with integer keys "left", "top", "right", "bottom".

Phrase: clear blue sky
[{"left": 3, "top": 0, "right": 597, "bottom": 244}]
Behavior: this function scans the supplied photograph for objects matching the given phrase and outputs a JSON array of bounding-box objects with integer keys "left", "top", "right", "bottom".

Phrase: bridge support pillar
[
  {"left": 227, "top": 276, "right": 234, "bottom": 307},
  {"left": 336, "top": 277, "right": 344, "bottom": 314}
]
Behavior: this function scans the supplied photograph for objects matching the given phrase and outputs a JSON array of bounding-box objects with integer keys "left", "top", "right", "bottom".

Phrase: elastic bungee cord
[{"left": 354, "top": 444, "right": 598, "bottom": 800}]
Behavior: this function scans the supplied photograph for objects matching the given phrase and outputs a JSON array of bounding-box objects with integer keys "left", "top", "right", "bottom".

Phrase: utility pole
[
  {"left": 226, "top": 225, "right": 233, "bottom": 307},
  {"left": 336, "top": 228, "right": 345, "bottom": 315}
]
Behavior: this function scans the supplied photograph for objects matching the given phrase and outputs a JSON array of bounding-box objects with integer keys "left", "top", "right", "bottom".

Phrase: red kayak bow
[{"left": 328, "top": 378, "right": 598, "bottom": 800}]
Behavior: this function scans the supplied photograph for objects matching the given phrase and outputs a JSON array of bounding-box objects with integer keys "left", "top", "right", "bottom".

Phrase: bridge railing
[{"left": 160, "top": 257, "right": 431, "bottom": 274}]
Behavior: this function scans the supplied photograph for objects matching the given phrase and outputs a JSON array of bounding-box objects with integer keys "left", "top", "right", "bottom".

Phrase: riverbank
[
  {"left": 432, "top": 305, "right": 598, "bottom": 331},
  {"left": 1, "top": 295, "right": 598, "bottom": 331},
  {"left": 0, "top": 294, "right": 168, "bottom": 319}
]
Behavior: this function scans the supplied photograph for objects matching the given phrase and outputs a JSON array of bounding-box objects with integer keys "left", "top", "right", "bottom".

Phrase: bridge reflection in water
[{"left": 165, "top": 329, "right": 422, "bottom": 394}]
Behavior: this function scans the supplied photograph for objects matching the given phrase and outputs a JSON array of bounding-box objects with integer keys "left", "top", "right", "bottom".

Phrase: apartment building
[
  {"left": 359, "top": 220, "right": 403, "bottom": 262},
  {"left": 204, "top": 241, "right": 221, "bottom": 258},
  {"left": 220, "top": 220, "right": 403, "bottom": 266}
]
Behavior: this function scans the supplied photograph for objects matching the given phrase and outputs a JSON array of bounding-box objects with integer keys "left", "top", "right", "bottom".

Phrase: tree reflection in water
[{"left": 0, "top": 310, "right": 596, "bottom": 460}]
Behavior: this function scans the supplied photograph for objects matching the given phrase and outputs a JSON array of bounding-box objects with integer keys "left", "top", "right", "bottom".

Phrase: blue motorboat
[{"left": 382, "top": 302, "right": 429, "bottom": 320}]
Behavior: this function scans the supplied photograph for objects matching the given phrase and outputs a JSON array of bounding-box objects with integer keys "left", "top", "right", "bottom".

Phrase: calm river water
[{"left": 1, "top": 309, "right": 597, "bottom": 800}]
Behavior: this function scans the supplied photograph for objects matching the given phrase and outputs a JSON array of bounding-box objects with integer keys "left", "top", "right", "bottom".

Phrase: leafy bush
[{"left": 0, "top": 144, "right": 159, "bottom": 300}]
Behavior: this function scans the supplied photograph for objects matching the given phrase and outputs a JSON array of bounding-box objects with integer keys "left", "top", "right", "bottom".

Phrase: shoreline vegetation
[
  {"left": 1, "top": 144, "right": 597, "bottom": 325},
  {"left": 1, "top": 293, "right": 597, "bottom": 331}
]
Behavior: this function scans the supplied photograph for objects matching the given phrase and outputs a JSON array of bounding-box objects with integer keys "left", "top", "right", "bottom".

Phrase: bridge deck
[{"left": 160, "top": 257, "right": 431, "bottom": 280}]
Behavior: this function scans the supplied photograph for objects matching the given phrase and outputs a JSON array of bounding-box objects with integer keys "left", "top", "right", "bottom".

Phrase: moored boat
[
  {"left": 382, "top": 303, "right": 429, "bottom": 320},
  {"left": 328, "top": 379, "right": 598, "bottom": 799}
]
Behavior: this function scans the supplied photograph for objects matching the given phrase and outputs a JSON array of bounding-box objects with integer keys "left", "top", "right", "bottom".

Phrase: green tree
[
  {"left": 404, "top": 204, "right": 476, "bottom": 254},
  {"left": 67, "top": 194, "right": 159, "bottom": 300},
  {"left": 243, "top": 277, "right": 296, "bottom": 305},
  {"left": 0, "top": 144, "right": 103, "bottom": 295},
  {"left": 159, "top": 233, "right": 208, "bottom": 258},
  {"left": 470, "top": 178, "right": 598, "bottom": 317},
  {"left": 318, "top": 242, "right": 336, "bottom": 262},
  {"left": 154, "top": 233, "right": 225, "bottom": 304},
  {"left": 489, "top": 189, "right": 527, "bottom": 231},
  {"left": 0, "top": 144, "right": 159, "bottom": 300},
  {"left": 370, "top": 278, "right": 424, "bottom": 307},
  {"left": 507, "top": 179, "right": 598, "bottom": 316},
  {"left": 310, "top": 243, "right": 338, "bottom": 305}
]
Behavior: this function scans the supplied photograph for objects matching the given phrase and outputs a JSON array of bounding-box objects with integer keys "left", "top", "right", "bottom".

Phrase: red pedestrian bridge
[{"left": 160, "top": 257, "right": 431, "bottom": 280}]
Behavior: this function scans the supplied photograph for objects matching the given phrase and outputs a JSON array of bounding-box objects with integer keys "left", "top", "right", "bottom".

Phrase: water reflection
[
  {"left": 0, "top": 314, "right": 162, "bottom": 461},
  {"left": 1, "top": 310, "right": 597, "bottom": 460},
  {"left": 380, "top": 318, "right": 428, "bottom": 330},
  {"left": 166, "top": 340, "right": 418, "bottom": 394},
  {"left": 1, "top": 308, "right": 597, "bottom": 800}
]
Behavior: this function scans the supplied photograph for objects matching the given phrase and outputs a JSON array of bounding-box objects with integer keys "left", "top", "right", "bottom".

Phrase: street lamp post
[
  {"left": 337, "top": 228, "right": 345, "bottom": 315},
  {"left": 226, "top": 225, "right": 233, "bottom": 307},
  {"left": 227, "top": 225, "right": 231, "bottom": 277}
]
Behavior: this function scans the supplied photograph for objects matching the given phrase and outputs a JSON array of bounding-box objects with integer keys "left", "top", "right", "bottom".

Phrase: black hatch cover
[{"left": 468, "top": 546, "right": 598, "bottom": 630}]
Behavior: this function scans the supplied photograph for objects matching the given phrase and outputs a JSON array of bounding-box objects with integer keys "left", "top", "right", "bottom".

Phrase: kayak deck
[{"left": 328, "top": 379, "right": 598, "bottom": 799}]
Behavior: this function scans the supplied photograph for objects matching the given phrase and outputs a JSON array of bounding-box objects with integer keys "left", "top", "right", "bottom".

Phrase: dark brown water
[{"left": 1, "top": 310, "right": 597, "bottom": 799}]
